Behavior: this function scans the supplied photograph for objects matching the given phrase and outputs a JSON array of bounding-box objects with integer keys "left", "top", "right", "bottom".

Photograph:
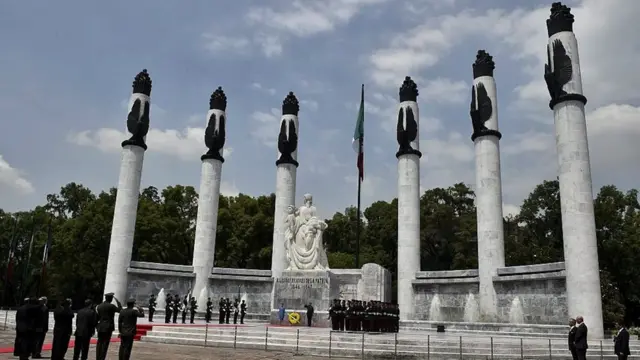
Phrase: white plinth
[
  {"left": 271, "top": 164, "right": 297, "bottom": 279},
  {"left": 397, "top": 154, "right": 420, "bottom": 320},
  {"left": 474, "top": 135, "right": 505, "bottom": 321},
  {"left": 104, "top": 144, "right": 145, "bottom": 300},
  {"left": 192, "top": 158, "right": 223, "bottom": 301}
]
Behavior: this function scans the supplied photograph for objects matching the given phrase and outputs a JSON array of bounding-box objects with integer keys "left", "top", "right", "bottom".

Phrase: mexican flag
[{"left": 352, "top": 84, "right": 364, "bottom": 182}]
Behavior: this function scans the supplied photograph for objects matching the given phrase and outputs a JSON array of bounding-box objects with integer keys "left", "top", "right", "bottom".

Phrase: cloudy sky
[{"left": 1, "top": 0, "right": 638, "bottom": 219}]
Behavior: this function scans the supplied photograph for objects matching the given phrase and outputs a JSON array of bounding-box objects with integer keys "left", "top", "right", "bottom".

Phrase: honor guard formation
[
  {"left": 155, "top": 293, "right": 198, "bottom": 324},
  {"left": 215, "top": 297, "right": 247, "bottom": 324},
  {"left": 328, "top": 299, "right": 399, "bottom": 333}
]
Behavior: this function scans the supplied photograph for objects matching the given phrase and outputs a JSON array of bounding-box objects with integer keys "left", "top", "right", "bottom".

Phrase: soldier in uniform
[
  {"left": 344, "top": 301, "right": 352, "bottom": 331},
  {"left": 72, "top": 299, "right": 97, "bottom": 360},
  {"left": 217, "top": 297, "right": 225, "bottom": 324},
  {"left": 240, "top": 300, "right": 247, "bottom": 324},
  {"left": 95, "top": 292, "right": 122, "bottom": 360},
  {"left": 225, "top": 298, "right": 232, "bottom": 324},
  {"left": 51, "top": 298, "right": 74, "bottom": 360},
  {"left": 164, "top": 296, "right": 173, "bottom": 324},
  {"left": 15, "top": 297, "right": 39, "bottom": 360},
  {"left": 205, "top": 297, "right": 213, "bottom": 323},
  {"left": 189, "top": 296, "right": 198, "bottom": 324},
  {"left": 355, "top": 300, "right": 363, "bottom": 332},
  {"left": 328, "top": 299, "right": 337, "bottom": 330},
  {"left": 338, "top": 300, "right": 346, "bottom": 331},
  {"left": 172, "top": 295, "right": 180, "bottom": 324},
  {"left": 117, "top": 298, "right": 144, "bottom": 360},
  {"left": 232, "top": 299, "right": 239, "bottom": 324},
  {"left": 362, "top": 301, "right": 371, "bottom": 332},
  {"left": 148, "top": 294, "right": 156, "bottom": 322},
  {"left": 181, "top": 295, "right": 189, "bottom": 324},
  {"left": 394, "top": 303, "right": 400, "bottom": 332}
]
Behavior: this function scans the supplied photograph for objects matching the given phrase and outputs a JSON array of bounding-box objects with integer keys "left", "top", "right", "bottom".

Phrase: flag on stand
[
  {"left": 352, "top": 84, "right": 365, "bottom": 181},
  {"left": 5, "top": 217, "right": 19, "bottom": 285}
]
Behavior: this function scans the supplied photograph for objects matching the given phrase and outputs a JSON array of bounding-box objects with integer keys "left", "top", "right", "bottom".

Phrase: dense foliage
[{"left": 1, "top": 181, "right": 639, "bottom": 326}]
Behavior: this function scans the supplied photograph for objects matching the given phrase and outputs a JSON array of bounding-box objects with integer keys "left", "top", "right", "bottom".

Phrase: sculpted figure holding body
[{"left": 284, "top": 194, "right": 329, "bottom": 270}]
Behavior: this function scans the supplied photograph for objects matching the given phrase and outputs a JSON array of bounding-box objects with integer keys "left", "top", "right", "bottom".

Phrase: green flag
[{"left": 352, "top": 84, "right": 364, "bottom": 181}]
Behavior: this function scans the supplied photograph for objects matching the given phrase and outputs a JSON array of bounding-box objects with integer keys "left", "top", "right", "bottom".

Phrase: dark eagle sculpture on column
[
  {"left": 470, "top": 83, "right": 492, "bottom": 136},
  {"left": 203, "top": 87, "right": 227, "bottom": 162},
  {"left": 276, "top": 92, "right": 300, "bottom": 167},
  {"left": 396, "top": 76, "right": 421, "bottom": 158},
  {"left": 544, "top": 39, "right": 572, "bottom": 104},
  {"left": 124, "top": 69, "right": 152, "bottom": 150}
]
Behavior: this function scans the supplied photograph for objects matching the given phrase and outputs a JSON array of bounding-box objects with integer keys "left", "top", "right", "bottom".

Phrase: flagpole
[
  {"left": 21, "top": 223, "right": 37, "bottom": 299},
  {"left": 3, "top": 215, "right": 18, "bottom": 329},
  {"left": 355, "top": 83, "right": 364, "bottom": 269},
  {"left": 356, "top": 139, "right": 362, "bottom": 269}
]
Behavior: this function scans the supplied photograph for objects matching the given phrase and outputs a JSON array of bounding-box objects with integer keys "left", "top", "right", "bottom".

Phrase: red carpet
[{"left": 0, "top": 337, "right": 121, "bottom": 354}]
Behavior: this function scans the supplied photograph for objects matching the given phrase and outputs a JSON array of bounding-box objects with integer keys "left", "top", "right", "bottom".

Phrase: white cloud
[
  {"left": 67, "top": 128, "right": 233, "bottom": 161},
  {"left": 0, "top": 155, "right": 35, "bottom": 195},
  {"left": 300, "top": 99, "right": 319, "bottom": 112},
  {"left": 220, "top": 181, "right": 240, "bottom": 197},
  {"left": 421, "top": 78, "right": 467, "bottom": 104},
  {"left": 250, "top": 108, "right": 281, "bottom": 148},
  {"left": 202, "top": 34, "right": 251, "bottom": 54},
  {"left": 503, "top": 204, "right": 521, "bottom": 218},
  {"left": 251, "top": 82, "right": 277, "bottom": 96}
]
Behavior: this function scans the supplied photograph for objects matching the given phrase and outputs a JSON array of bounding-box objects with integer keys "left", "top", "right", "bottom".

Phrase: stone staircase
[{"left": 140, "top": 324, "right": 640, "bottom": 359}]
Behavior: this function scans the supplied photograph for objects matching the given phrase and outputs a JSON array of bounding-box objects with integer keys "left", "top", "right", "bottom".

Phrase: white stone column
[
  {"left": 470, "top": 51, "right": 505, "bottom": 321},
  {"left": 192, "top": 87, "right": 227, "bottom": 303},
  {"left": 271, "top": 92, "right": 300, "bottom": 279},
  {"left": 104, "top": 70, "right": 152, "bottom": 300},
  {"left": 545, "top": 3, "right": 603, "bottom": 338},
  {"left": 396, "top": 77, "right": 421, "bottom": 321}
]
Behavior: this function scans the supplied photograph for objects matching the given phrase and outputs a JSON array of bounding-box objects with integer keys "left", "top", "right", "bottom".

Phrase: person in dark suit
[
  {"left": 171, "top": 294, "right": 179, "bottom": 324},
  {"left": 95, "top": 292, "right": 122, "bottom": 360},
  {"left": 15, "top": 298, "right": 39, "bottom": 360},
  {"left": 304, "top": 303, "right": 314, "bottom": 327},
  {"left": 574, "top": 316, "right": 588, "bottom": 360},
  {"left": 217, "top": 297, "right": 224, "bottom": 324},
  {"left": 32, "top": 296, "right": 49, "bottom": 358},
  {"left": 118, "top": 299, "right": 144, "bottom": 360},
  {"left": 13, "top": 298, "right": 30, "bottom": 357},
  {"left": 614, "top": 322, "right": 631, "bottom": 360},
  {"left": 72, "top": 299, "right": 97, "bottom": 360},
  {"left": 568, "top": 318, "right": 578, "bottom": 360},
  {"left": 51, "top": 298, "right": 75, "bottom": 360},
  {"left": 164, "top": 297, "right": 172, "bottom": 324},
  {"left": 224, "top": 298, "right": 231, "bottom": 324}
]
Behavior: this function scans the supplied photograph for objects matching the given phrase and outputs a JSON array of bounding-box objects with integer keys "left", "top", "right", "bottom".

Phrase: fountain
[
  {"left": 428, "top": 294, "right": 443, "bottom": 322},
  {"left": 241, "top": 292, "right": 248, "bottom": 304},
  {"left": 156, "top": 288, "right": 166, "bottom": 310},
  {"left": 509, "top": 296, "right": 525, "bottom": 324},
  {"left": 463, "top": 293, "right": 479, "bottom": 323},
  {"left": 197, "top": 286, "right": 210, "bottom": 312}
]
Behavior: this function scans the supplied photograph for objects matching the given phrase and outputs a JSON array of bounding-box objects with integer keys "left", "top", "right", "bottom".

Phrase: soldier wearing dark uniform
[
  {"left": 205, "top": 297, "right": 213, "bottom": 323},
  {"left": 344, "top": 301, "right": 352, "bottom": 331},
  {"left": 15, "top": 297, "right": 39, "bottom": 360},
  {"left": 95, "top": 293, "right": 122, "bottom": 360},
  {"left": 117, "top": 299, "right": 144, "bottom": 360},
  {"left": 362, "top": 301, "right": 371, "bottom": 332},
  {"left": 171, "top": 295, "right": 179, "bottom": 324},
  {"left": 232, "top": 299, "right": 238, "bottom": 324},
  {"left": 217, "top": 297, "right": 225, "bottom": 324},
  {"left": 72, "top": 299, "right": 97, "bottom": 360},
  {"left": 355, "top": 300, "right": 363, "bottom": 332},
  {"left": 148, "top": 294, "right": 156, "bottom": 322},
  {"left": 189, "top": 297, "right": 198, "bottom": 324},
  {"left": 225, "top": 298, "right": 232, "bottom": 324},
  {"left": 328, "top": 299, "right": 338, "bottom": 330},
  {"left": 51, "top": 298, "right": 74, "bottom": 360},
  {"left": 394, "top": 303, "right": 400, "bottom": 332},
  {"left": 240, "top": 300, "right": 247, "bottom": 324},
  {"left": 181, "top": 295, "right": 189, "bottom": 324},
  {"left": 164, "top": 296, "right": 173, "bottom": 324},
  {"left": 338, "top": 300, "right": 346, "bottom": 331}
]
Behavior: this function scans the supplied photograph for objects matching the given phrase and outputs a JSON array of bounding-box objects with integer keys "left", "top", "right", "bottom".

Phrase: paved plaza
[{"left": 0, "top": 329, "right": 327, "bottom": 360}]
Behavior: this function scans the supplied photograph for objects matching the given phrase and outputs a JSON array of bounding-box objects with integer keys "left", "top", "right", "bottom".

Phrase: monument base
[{"left": 270, "top": 263, "right": 391, "bottom": 327}]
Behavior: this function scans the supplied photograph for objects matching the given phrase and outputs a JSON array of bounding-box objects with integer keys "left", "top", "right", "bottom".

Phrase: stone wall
[
  {"left": 126, "top": 261, "right": 194, "bottom": 304},
  {"left": 412, "top": 269, "right": 479, "bottom": 321},
  {"left": 208, "top": 267, "right": 273, "bottom": 314},
  {"left": 493, "top": 262, "right": 567, "bottom": 325},
  {"left": 411, "top": 262, "right": 567, "bottom": 325}
]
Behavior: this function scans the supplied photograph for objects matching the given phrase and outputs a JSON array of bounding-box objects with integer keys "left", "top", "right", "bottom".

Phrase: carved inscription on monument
[{"left": 277, "top": 277, "right": 328, "bottom": 290}]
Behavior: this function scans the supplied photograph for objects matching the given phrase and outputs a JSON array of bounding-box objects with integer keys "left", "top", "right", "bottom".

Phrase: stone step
[{"left": 140, "top": 335, "right": 636, "bottom": 359}]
